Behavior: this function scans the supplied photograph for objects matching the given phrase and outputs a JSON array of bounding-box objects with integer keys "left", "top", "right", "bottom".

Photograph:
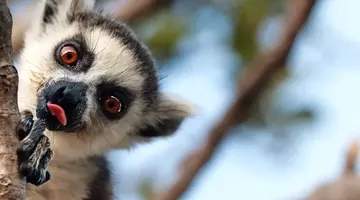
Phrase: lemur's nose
[
  {"left": 36, "top": 80, "right": 88, "bottom": 132},
  {"left": 47, "top": 81, "right": 88, "bottom": 108},
  {"left": 51, "top": 85, "right": 79, "bottom": 107}
]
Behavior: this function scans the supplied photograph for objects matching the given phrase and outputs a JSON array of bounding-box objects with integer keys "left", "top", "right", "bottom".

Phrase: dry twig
[
  {"left": 113, "top": 0, "right": 171, "bottom": 22},
  {"left": 0, "top": 0, "right": 27, "bottom": 199},
  {"left": 306, "top": 140, "right": 360, "bottom": 200},
  {"left": 344, "top": 139, "right": 358, "bottom": 175},
  {"left": 153, "top": 0, "right": 317, "bottom": 200}
]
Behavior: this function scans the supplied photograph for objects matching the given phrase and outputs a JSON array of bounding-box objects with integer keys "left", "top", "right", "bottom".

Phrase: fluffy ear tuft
[
  {"left": 27, "top": 0, "right": 94, "bottom": 37},
  {"left": 137, "top": 93, "right": 194, "bottom": 138},
  {"left": 42, "top": 0, "right": 93, "bottom": 24},
  {"left": 42, "top": 0, "right": 58, "bottom": 24}
]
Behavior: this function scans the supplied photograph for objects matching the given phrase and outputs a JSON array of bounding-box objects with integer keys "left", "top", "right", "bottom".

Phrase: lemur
[{"left": 15, "top": 0, "right": 192, "bottom": 199}]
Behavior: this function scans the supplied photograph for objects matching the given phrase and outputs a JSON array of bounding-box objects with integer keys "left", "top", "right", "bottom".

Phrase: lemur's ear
[
  {"left": 26, "top": 0, "right": 94, "bottom": 38},
  {"left": 137, "top": 93, "right": 194, "bottom": 137},
  {"left": 41, "top": 0, "right": 94, "bottom": 25}
]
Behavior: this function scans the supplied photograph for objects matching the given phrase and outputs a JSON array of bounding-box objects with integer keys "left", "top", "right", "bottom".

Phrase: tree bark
[{"left": 0, "top": 0, "right": 27, "bottom": 199}]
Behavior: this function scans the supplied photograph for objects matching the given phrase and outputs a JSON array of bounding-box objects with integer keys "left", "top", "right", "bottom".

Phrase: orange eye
[
  {"left": 103, "top": 96, "right": 122, "bottom": 114},
  {"left": 60, "top": 45, "right": 78, "bottom": 65}
]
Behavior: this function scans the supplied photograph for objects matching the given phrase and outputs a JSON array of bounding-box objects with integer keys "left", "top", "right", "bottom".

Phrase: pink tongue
[{"left": 47, "top": 101, "right": 67, "bottom": 126}]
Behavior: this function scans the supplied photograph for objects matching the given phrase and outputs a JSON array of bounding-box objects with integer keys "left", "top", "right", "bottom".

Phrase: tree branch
[
  {"left": 153, "top": 0, "right": 317, "bottom": 200},
  {"left": 343, "top": 139, "right": 358, "bottom": 176},
  {"left": 0, "top": 0, "right": 26, "bottom": 199},
  {"left": 113, "top": 0, "right": 172, "bottom": 22},
  {"left": 305, "top": 140, "right": 360, "bottom": 200}
]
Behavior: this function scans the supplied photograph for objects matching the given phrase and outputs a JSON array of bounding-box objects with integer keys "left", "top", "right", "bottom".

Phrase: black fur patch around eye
[
  {"left": 53, "top": 34, "right": 95, "bottom": 72},
  {"left": 96, "top": 81, "right": 135, "bottom": 120},
  {"left": 43, "top": 0, "right": 59, "bottom": 24}
]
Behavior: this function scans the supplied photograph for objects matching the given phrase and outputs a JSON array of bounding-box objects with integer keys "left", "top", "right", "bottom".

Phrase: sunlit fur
[{"left": 17, "top": 0, "right": 193, "bottom": 199}]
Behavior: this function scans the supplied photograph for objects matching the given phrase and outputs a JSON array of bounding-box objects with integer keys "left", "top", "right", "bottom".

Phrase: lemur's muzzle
[{"left": 36, "top": 80, "right": 88, "bottom": 132}]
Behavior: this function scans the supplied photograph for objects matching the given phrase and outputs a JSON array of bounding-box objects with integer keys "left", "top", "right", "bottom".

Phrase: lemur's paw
[
  {"left": 16, "top": 117, "right": 53, "bottom": 186},
  {"left": 16, "top": 110, "right": 34, "bottom": 140}
]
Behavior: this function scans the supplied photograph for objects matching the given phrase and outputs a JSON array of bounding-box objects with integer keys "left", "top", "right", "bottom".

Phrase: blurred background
[{"left": 8, "top": 0, "right": 360, "bottom": 199}]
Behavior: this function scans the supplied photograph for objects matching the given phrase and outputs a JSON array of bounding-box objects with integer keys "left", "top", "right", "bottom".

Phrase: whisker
[{"left": 94, "top": 37, "right": 111, "bottom": 57}]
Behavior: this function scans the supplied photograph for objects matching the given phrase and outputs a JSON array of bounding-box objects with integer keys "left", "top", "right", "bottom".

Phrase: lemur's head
[{"left": 17, "top": 0, "right": 192, "bottom": 159}]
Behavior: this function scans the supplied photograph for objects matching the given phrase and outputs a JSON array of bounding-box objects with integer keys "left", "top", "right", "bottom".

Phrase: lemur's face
[{"left": 17, "top": 0, "right": 192, "bottom": 159}]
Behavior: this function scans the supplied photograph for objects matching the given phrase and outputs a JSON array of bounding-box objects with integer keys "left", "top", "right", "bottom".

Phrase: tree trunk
[{"left": 0, "top": 0, "right": 27, "bottom": 199}]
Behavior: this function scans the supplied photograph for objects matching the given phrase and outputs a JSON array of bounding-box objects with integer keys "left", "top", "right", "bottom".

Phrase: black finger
[
  {"left": 16, "top": 120, "right": 46, "bottom": 160},
  {"left": 19, "top": 146, "right": 53, "bottom": 186},
  {"left": 26, "top": 135, "right": 50, "bottom": 166},
  {"left": 28, "top": 148, "right": 53, "bottom": 186},
  {"left": 16, "top": 110, "right": 34, "bottom": 140}
]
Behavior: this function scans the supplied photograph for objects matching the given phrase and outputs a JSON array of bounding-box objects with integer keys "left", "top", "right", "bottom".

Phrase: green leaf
[
  {"left": 144, "top": 12, "right": 189, "bottom": 60},
  {"left": 139, "top": 179, "right": 154, "bottom": 200},
  {"left": 274, "top": 108, "right": 315, "bottom": 125},
  {"left": 289, "top": 109, "right": 314, "bottom": 121},
  {"left": 233, "top": 0, "right": 270, "bottom": 63}
]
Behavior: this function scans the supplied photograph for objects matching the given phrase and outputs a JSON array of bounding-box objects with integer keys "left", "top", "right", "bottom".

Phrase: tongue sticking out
[{"left": 47, "top": 101, "right": 67, "bottom": 126}]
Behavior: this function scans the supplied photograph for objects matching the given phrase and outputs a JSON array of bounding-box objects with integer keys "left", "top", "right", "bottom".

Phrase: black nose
[
  {"left": 36, "top": 80, "right": 88, "bottom": 132},
  {"left": 47, "top": 81, "right": 87, "bottom": 108}
]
